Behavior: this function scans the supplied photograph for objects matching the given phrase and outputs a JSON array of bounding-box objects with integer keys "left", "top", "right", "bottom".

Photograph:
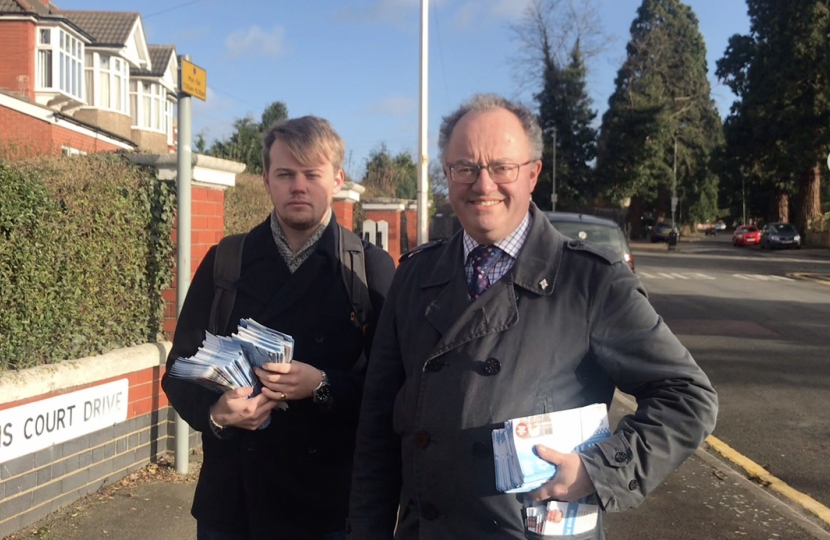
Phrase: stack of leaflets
[
  {"left": 168, "top": 318, "right": 295, "bottom": 426},
  {"left": 492, "top": 403, "right": 610, "bottom": 493},
  {"left": 524, "top": 498, "right": 599, "bottom": 537},
  {"left": 492, "top": 404, "right": 610, "bottom": 537}
]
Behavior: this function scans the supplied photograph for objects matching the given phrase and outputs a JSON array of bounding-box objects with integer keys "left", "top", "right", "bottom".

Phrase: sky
[{"left": 60, "top": 0, "right": 751, "bottom": 180}]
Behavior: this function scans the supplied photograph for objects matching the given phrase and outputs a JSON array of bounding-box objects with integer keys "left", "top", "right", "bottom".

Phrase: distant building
[{"left": 0, "top": 0, "right": 178, "bottom": 157}]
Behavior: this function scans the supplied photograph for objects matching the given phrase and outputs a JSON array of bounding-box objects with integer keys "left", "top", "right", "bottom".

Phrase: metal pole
[
  {"left": 416, "top": 0, "right": 430, "bottom": 245},
  {"left": 174, "top": 54, "right": 193, "bottom": 475},
  {"left": 672, "top": 134, "right": 677, "bottom": 230},
  {"left": 742, "top": 175, "right": 746, "bottom": 225},
  {"left": 551, "top": 128, "right": 557, "bottom": 211}
]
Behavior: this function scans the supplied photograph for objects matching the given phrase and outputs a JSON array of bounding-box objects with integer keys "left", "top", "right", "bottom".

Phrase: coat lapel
[
  {"left": 236, "top": 217, "right": 339, "bottom": 325},
  {"left": 422, "top": 204, "right": 565, "bottom": 362}
]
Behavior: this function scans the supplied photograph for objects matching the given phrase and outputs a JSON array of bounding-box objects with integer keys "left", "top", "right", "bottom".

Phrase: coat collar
[
  {"left": 419, "top": 203, "right": 564, "bottom": 296},
  {"left": 420, "top": 203, "right": 565, "bottom": 358}
]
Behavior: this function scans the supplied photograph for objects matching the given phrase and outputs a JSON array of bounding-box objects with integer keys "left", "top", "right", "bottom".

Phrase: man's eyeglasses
[{"left": 446, "top": 161, "right": 536, "bottom": 184}]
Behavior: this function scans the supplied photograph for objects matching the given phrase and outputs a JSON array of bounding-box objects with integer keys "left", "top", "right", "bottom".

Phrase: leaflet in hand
[
  {"left": 524, "top": 498, "right": 599, "bottom": 537},
  {"left": 492, "top": 403, "right": 611, "bottom": 493},
  {"left": 168, "top": 318, "right": 296, "bottom": 425}
]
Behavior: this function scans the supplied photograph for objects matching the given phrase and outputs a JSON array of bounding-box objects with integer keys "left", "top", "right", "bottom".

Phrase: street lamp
[{"left": 545, "top": 127, "right": 557, "bottom": 211}]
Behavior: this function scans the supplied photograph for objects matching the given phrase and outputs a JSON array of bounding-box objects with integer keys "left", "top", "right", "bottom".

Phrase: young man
[
  {"left": 349, "top": 95, "right": 717, "bottom": 539},
  {"left": 162, "top": 116, "right": 395, "bottom": 540}
]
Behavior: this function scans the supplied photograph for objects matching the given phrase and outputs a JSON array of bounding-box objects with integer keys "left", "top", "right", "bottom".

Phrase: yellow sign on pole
[{"left": 180, "top": 58, "right": 207, "bottom": 101}]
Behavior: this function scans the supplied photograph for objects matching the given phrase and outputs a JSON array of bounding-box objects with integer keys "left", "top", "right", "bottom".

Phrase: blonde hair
[{"left": 262, "top": 116, "right": 345, "bottom": 173}]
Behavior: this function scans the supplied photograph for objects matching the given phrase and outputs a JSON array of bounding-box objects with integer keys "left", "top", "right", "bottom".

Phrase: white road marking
[{"left": 638, "top": 272, "right": 793, "bottom": 282}]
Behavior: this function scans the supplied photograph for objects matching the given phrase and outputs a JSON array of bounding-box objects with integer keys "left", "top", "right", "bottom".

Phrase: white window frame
[
  {"left": 35, "top": 27, "right": 84, "bottom": 102},
  {"left": 91, "top": 54, "right": 129, "bottom": 114},
  {"left": 129, "top": 80, "right": 167, "bottom": 134}
]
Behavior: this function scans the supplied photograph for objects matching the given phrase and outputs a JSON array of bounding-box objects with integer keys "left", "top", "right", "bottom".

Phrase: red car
[{"left": 732, "top": 225, "right": 761, "bottom": 247}]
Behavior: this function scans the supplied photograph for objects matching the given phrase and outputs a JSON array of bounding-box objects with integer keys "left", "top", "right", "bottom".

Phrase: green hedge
[
  {"left": 224, "top": 172, "right": 272, "bottom": 235},
  {"left": 0, "top": 154, "right": 175, "bottom": 370}
]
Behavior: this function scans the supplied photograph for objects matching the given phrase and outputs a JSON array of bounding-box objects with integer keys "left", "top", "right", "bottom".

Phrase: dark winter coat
[
  {"left": 349, "top": 203, "right": 717, "bottom": 540},
  {"left": 162, "top": 215, "right": 395, "bottom": 540}
]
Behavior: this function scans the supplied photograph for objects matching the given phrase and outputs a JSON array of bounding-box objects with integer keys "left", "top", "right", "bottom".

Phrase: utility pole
[
  {"left": 546, "top": 127, "right": 557, "bottom": 211},
  {"left": 416, "top": 0, "right": 429, "bottom": 245},
  {"left": 671, "top": 133, "right": 678, "bottom": 230},
  {"left": 742, "top": 175, "right": 746, "bottom": 225}
]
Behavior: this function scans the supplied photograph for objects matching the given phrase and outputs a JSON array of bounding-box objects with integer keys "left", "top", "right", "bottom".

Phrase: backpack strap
[
  {"left": 208, "top": 233, "right": 247, "bottom": 335},
  {"left": 339, "top": 225, "right": 373, "bottom": 372}
]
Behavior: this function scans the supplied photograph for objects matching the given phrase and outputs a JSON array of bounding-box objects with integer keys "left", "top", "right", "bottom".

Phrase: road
[{"left": 610, "top": 234, "right": 830, "bottom": 537}]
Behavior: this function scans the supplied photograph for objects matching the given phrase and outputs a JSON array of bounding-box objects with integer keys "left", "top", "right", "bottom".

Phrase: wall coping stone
[
  {"left": 0, "top": 342, "right": 172, "bottom": 406},
  {"left": 126, "top": 153, "right": 246, "bottom": 189}
]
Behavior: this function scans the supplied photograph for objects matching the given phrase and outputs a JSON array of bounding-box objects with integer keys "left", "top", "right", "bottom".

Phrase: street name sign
[
  {"left": 180, "top": 58, "right": 207, "bottom": 101},
  {"left": 0, "top": 379, "right": 128, "bottom": 464}
]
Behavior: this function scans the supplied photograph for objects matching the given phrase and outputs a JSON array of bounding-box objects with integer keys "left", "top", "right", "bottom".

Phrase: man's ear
[
  {"left": 528, "top": 160, "right": 543, "bottom": 192},
  {"left": 262, "top": 170, "right": 270, "bottom": 189},
  {"left": 333, "top": 169, "right": 345, "bottom": 194}
]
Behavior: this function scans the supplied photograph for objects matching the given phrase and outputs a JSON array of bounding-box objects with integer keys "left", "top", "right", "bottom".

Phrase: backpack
[{"left": 207, "top": 226, "right": 373, "bottom": 371}]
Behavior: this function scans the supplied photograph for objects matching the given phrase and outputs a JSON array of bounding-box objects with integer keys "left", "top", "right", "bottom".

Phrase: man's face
[
  {"left": 444, "top": 107, "right": 541, "bottom": 245},
  {"left": 263, "top": 140, "right": 344, "bottom": 232}
]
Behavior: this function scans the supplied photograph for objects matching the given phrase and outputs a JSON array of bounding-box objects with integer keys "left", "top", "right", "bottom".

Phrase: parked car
[
  {"left": 650, "top": 222, "right": 673, "bottom": 243},
  {"left": 732, "top": 225, "right": 761, "bottom": 247},
  {"left": 760, "top": 222, "right": 801, "bottom": 249},
  {"left": 546, "top": 212, "right": 635, "bottom": 272},
  {"left": 714, "top": 220, "right": 727, "bottom": 231}
]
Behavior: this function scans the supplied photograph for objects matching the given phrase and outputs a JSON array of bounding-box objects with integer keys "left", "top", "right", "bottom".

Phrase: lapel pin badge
[{"left": 539, "top": 279, "right": 549, "bottom": 290}]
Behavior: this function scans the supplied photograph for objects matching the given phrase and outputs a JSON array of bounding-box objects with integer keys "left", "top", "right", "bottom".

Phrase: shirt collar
[{"left": 462, "top": 212, "right": 532, "bottom": 261}]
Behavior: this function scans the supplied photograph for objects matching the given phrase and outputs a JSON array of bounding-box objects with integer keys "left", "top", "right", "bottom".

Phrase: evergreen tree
[
  {"left": 534, "top": 43, "right": 598, "bottom": 211},
  {"left": 596, "top": 0, "right": 723, "bottom": 235},
  {"left": 716, "top": 0, "right": 829, "bottom": 229},
  {"left": 361, "top": 144, "right": 418, "bottom": 200},
  {"left": 208, "top": 101, "right": 289, "bottom": 174}
]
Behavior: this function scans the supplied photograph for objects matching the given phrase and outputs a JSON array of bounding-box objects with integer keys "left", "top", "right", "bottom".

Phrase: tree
[
  {"left": 207, "top": 101, "right": 289, "bottom": 174},
  {"left": 534, "top": 43, "right": 598, "bottom": 210},
  {"left": 716, "top": 0, "right": 829, "bottom": 230},
  {"left": 360, "top": 144, "right": 418, "bottom": 200},
  {"left": 511, "top": 0, "right": 607, "bottom": 210},
  {"left": 596, "top": 0, "right": 723, "bottom": 235}
]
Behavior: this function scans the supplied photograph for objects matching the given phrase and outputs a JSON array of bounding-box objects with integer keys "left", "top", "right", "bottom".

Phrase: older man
[{"left": 349, "top": 94, "right": 717, "bottom": 539}]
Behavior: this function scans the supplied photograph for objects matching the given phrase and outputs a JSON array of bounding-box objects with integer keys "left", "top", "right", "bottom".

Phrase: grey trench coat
[{"left": 349, "top": 204, "right": 718, "bottom": 540}]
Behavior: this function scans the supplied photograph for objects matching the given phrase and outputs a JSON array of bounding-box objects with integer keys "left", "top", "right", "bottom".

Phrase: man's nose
[{"left": 471, "top": 167, "right": 498, "bottom": 193}]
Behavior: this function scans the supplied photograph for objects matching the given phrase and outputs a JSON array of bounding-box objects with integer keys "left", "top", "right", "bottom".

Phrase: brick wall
[
  {"left": 0, "top": 21, "right": 35, "bottom": 101},
  {"left": 0, "top": 104, "right": 122, "bottom": 157},
  {"left": 162, "top": 186, "right": 226, "bottom": 338},
  {"left": 0, "top": 345, "right": 187, "bottom": 538},
  {"left": 332, "top": 199, "right": 355, "bottom": 232},
  {"left": 365, "top": 209, "right": 403, "bottom": 262}
]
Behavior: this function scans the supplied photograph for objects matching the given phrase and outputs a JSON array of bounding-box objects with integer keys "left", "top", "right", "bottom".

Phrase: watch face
[{"left": 313, "top": 384, "right": 331, "bottom": 403}]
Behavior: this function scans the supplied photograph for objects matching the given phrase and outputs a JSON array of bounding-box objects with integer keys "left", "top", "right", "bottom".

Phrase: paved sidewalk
[{"left": 4, "top": 399, "right": 829, "bottom": 540}]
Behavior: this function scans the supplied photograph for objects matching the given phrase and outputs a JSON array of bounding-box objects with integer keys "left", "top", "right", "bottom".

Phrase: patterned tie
[{"left": 467, "top": 245, "right": 502, "bottom": 299}]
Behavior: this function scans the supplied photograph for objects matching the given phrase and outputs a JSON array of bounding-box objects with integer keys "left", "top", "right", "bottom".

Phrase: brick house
[{"left": 0, "top": 0, "right": 177, "bottom": 156}]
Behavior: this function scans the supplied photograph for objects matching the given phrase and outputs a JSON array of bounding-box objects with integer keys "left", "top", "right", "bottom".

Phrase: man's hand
[
  {"left": 210, "top": 387, "right": 277, "bottom": 431},
  {"left": 529, "top": 445, "right": 597, "bottom": 502},
  {"left": 255, "top": 360, "right": 322, "bottom": 401}
]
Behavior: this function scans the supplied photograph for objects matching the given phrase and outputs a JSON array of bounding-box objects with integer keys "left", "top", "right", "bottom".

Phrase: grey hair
[{"left": 437, "top": 93, "right": 543, "bottom": 163}]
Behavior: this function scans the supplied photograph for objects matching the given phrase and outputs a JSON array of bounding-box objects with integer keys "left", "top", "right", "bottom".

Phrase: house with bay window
[{"left": 0, "top": 0, "right": 178, "bottom": 156}]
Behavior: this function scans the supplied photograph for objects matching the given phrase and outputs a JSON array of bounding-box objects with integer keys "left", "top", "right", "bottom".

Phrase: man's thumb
[{"left": 535, "top": 444, "right": 563, "bottom": 464}]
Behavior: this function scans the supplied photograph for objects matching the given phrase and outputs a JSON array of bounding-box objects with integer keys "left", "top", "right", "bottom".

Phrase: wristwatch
[{"left": 312, "top": 370, "right": 331, "bottom": 404}]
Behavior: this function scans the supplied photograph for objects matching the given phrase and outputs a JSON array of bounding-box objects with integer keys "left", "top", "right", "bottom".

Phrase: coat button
[
  {"left": 421, "top": 502, "right": 439, "bottom": 520},
  {"left": 483, "top": 358, "right": 501, "bottom": 375},
  {"left": 614, "top": 451, "right": 628, "bottom": 463},
  {"left": 415, "top": 430, "right": 431, "bottom": 449},
  {"left": 471, "top": 442, "right": 490, "bottom": 458},
  {"left": 426, "top": 358, "right": 444, "bottom": 372},
  {"left": 628, "top": 479, "right": 639, "bottom": 491},
  {"left": 314, "top": 333, "right": 325, "bottom": 343},
  {"left": 307, "top": 445, "right": 318, "bottom": 454}
]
